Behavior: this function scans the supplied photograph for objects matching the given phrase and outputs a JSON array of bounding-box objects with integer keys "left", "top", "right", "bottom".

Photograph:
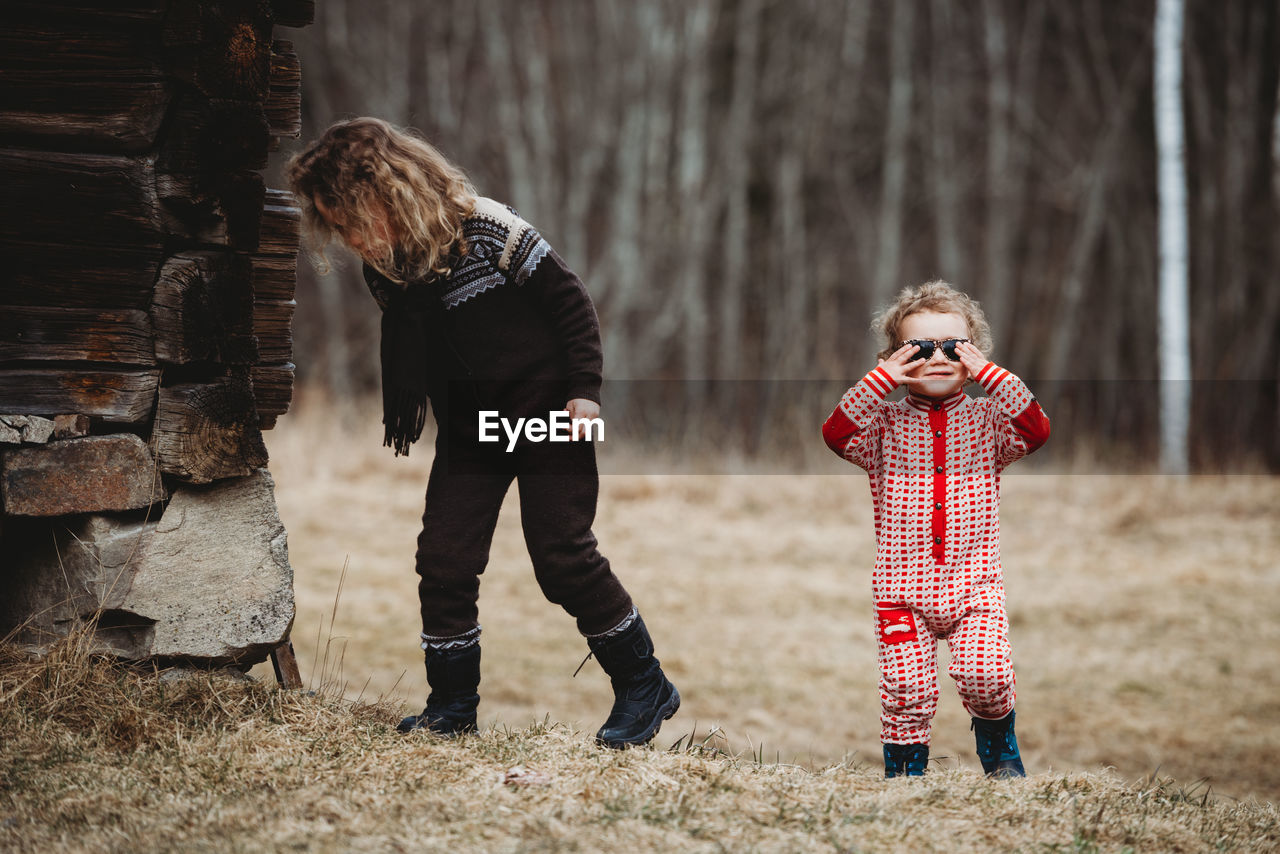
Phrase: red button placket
[{"left": 929, "top": 405, "right": 947, "bottom": 563}]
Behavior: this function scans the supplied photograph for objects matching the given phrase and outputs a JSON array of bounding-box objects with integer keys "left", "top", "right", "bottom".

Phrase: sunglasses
[{"left": 900, "top": 338, "right": 969, "bottom": 362}]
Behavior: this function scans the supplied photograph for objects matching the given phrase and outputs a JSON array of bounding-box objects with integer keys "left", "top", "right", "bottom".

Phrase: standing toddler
[{"left": 821, "top": 281, "right": 1049, "bottom": 778}]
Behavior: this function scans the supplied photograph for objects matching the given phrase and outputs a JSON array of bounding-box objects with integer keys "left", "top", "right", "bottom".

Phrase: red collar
[{"left": 905, "top": 388, "right": 968, "bottom": 414}]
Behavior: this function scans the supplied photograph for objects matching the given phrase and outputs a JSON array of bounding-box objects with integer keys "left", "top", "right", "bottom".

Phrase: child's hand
[
  {"left": 564, "top": 398, "right": 601, "bottom": 440},
  {"left": 954, "top": 341, "right": 989, "bottom": 381},
  {"left": 877, "top": 342, "right": 924, "bottom": 386}
]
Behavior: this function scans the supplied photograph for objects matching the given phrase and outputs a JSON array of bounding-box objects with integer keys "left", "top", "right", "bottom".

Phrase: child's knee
[{"left": 950, "top": 660, "right": 1016, "bottom": 718}]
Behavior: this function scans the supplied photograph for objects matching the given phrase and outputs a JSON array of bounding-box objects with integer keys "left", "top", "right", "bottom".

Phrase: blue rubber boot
[
  {"left": 972, "top": 710, "right": 1026, "bottom": 778},
  {"left": 883, "top": 743, "right": 929, "bottom": 778}
]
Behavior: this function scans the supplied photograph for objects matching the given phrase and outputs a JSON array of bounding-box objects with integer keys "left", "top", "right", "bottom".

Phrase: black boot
[
  {"left": 397, "top": 643, "right": 481, "bottom": 736},
  {"left": 972, "top": 710, "right": 1026, "bottom": 778},
  {"left": 588, "top": 613, "right": 680, "bottom": 749},
  {"left": 883, "top": 743, "right": 929, "bottom": 778}
]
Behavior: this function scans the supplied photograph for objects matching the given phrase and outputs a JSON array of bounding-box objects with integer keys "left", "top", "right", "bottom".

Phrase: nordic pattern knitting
[
  {"left": 439, "top": 198, "right": 550, "bottom": 309},
  {"left": 359, "top": 197, "right": 551, "bottom": 312},
  {"left": 586, "top": 606, "right": 640, "bottom": 640},
  {"left": 420, "top": 625, "right": 481, "bottom": 652}
]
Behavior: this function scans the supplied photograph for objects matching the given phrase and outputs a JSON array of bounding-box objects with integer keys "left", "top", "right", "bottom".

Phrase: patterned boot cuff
[
  {"left": 585, "top": 607, "right": 639, "bottom": 640},
  {"left": 420, "top": 625, "right": 482, "bottom": 652}
]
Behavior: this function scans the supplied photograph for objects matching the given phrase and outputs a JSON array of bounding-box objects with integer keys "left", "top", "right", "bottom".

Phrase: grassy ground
[
  {"left": 2, "top": 642, "right": 1277, "bottom": 853},
  {"left": 4, "top": 394, "right": 1278, "bottom": 852},
  {"left": 263, "top": 395, "right": 1280, "bottom": 806}
]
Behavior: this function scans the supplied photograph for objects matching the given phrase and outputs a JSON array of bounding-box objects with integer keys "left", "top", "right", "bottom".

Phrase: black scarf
[
  {"left": 364, "top": 264, "right": 438, "bottom": 457},
  {"left": 380, "top": 306, "right": 430, "bottom": 456}
]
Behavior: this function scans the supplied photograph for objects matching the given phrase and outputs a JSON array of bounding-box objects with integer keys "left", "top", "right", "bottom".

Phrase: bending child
[
  {"left": 287, "top": 117, "right": 679, "bottom": 748},
  {"left": 821, "top": 281, "right": 1049, "bottom": 778}
]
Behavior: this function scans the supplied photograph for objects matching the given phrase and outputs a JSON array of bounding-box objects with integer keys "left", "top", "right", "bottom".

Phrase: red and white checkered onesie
[{"left": 822, "top": 363, "right": 1050, "bottom": 745}]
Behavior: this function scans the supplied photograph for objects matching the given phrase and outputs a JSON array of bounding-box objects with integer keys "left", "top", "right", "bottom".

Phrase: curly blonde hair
[
  {"left": 286, "top": 117, "right": 477, "bottom": 284},
  {"left": 873, "top": 280, "right": 993, "bottom": 361}
]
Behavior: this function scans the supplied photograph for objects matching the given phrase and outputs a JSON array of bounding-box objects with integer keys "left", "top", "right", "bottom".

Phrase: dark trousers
[{"left": 415, "top": 432, "right": 634, "bottom": 638}]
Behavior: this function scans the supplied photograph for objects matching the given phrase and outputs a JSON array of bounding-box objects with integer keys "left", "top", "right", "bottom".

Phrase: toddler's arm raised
[
  {"left": 822, "top": 366, "right": 896, "bottom": 470},
  {"left": 972, "top": 361, "right": 1051, "bottom": 468}
]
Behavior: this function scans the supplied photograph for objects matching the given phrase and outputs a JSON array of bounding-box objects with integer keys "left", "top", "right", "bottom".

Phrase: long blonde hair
[
  {"left": 873, "top": 280, "right": 994, "bottom": 361},
  {"left": 286, "top": 117, "right": 476, "bottom": 283}
]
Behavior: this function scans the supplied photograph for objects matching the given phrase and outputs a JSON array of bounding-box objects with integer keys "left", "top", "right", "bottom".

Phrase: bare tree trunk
[
  {"left": 309, "top": 0, "right": 357, "bottom": 406},
  {"left": 553, "top": 1, "right": 612, "bottom": 267},
  {"left": 1043, "top": 41, "right": 1149, "bottom": 381},
  {"left": 770, "top": 150, "right": 807, "bottom": 378},
  {"left": 981, "top": 0, "right": 1015, "bottom": 349},
  {"left": 618, "top": 2, "right": 681, "bottom": 379},
  {"left": 479, "top": 5, "right": 537, "bottom": 215},
  {"left": 410, "top": 0, "right": 474, "bottom": 140},
  {"left": 870, "top": 0, "right": 915, "bottom": 362},
  {"left": 515, "top": 3, "right": 558, "bottom": 234},
  {"left": 928, "top": 0, "right": 963, "bottom": 284},
  {"left": 674, "top": 0, "right": 717, "bottom": 384},
  {"left": 315, "top": 261, "right": 354, "bottom": 404},
  {"left": 596, "top": 3, "right": 654, "bottom": 379},
  {"left": 1155, "top": 0, "right": 1190, "bottom": 474},
  {"left": 718, "top": 0, "right": 762, "bottom": 380},
  {"left": 827, "top": 0, "right": 874, "bottom": 373},
  {"left": 1274, "top": 53, "right": 1280, "bottom": 206},
  {"left": 647, "top": 1, "right": 716, "bottom": 363},
  {"left": 1001, "top": 0, "right": 1047, "bottom": 367}
]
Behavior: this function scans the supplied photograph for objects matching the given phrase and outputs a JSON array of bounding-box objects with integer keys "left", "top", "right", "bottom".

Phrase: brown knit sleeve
[{"left": 523, "top": 247, "right": 604, "bottom": 404}]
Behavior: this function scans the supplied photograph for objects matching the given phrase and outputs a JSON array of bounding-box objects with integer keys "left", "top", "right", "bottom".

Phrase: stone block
[
  {"left": 0, "top": 469, "right": 294, "bottom": 666},
  {"left": 0, "top": 414, "right": 56, "bottom": 444},
  {"left": 0, "top": 513, "right": 160, "bottom": 656},
  {"left": 1, "top": 434, "right": 166, "bottom": 516}
]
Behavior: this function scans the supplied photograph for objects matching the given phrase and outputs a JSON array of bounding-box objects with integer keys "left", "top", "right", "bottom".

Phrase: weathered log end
[
  {"left": 155, "top": 377, "right": 268, "bottom": 483},
  {"left": 162, "top": 0, "right": 273, "bottom": 101},
  {"left": 267, "top": 40, "right": 302, "bottom": 140},
  {"left": 259, "top": 189, "right": 301, "bottom": 258},
  {"left": 157, "top": 169, "right": 265, "bottom": 250},
  {"left": 152, "top": 251, "right": 258, "bottom": 366},
  {"left": 253, "top": 298, "right": 295, "bottom": 364},
  {"left": 250, "top": 363, "right": 294, "bottom": 429}
]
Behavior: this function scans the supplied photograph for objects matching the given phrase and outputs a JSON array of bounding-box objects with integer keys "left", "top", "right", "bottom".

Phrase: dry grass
[
  {"left": 4, "top": 392, "right": 1278, "bottom": 851},
  {"left": 2, "top": 635, "right": 1278, "bottom": 853},
  {"left": 263, "top": 393, "right": 1280, "bottom": 805}
]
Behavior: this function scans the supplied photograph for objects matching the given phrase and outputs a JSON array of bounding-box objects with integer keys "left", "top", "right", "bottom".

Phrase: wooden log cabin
[{"left": 0, "top": 0, "right": 314, "bottom": 679}]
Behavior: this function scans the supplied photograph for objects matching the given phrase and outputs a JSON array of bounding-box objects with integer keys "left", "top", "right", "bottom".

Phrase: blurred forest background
[{"left": 272, "top": 0, "right": 1280, "bottom": 471}]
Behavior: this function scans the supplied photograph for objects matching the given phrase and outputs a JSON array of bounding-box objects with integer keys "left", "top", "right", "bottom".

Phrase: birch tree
[
  {"left": 1155, "top": 0, "right": 1191, "bottom": 474},
  {"left": 869, "top": 0, "right": 915, "bottom": 364}
]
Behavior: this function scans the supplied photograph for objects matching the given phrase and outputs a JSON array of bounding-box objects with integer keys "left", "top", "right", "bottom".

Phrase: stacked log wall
[{"left": 0, "top": 0, "right": 314, "bottom": 667}]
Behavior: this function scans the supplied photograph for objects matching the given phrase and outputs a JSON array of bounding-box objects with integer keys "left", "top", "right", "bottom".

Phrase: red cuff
[
  {"left": 863, "top": 366, "right": 898, "bottom": 398},
  {"left": 974, "top": 362, "right": 1011, "bottom": 394}
]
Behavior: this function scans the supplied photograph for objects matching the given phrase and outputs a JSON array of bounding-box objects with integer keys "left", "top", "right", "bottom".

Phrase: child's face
[
  {"left": 314, "top": 196, "right": 397, "bottom": 262},
  {"left": 897, "top": 310, "right": 970, "bottom": 398}
]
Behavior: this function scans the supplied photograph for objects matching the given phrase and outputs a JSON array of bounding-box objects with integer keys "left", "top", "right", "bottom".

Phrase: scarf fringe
[
  {"left": 383, "top": 389, "right": 427, "bottom": 457},
  {"left": 378, "top": 300, "right": 431, "bottom": 458}
]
